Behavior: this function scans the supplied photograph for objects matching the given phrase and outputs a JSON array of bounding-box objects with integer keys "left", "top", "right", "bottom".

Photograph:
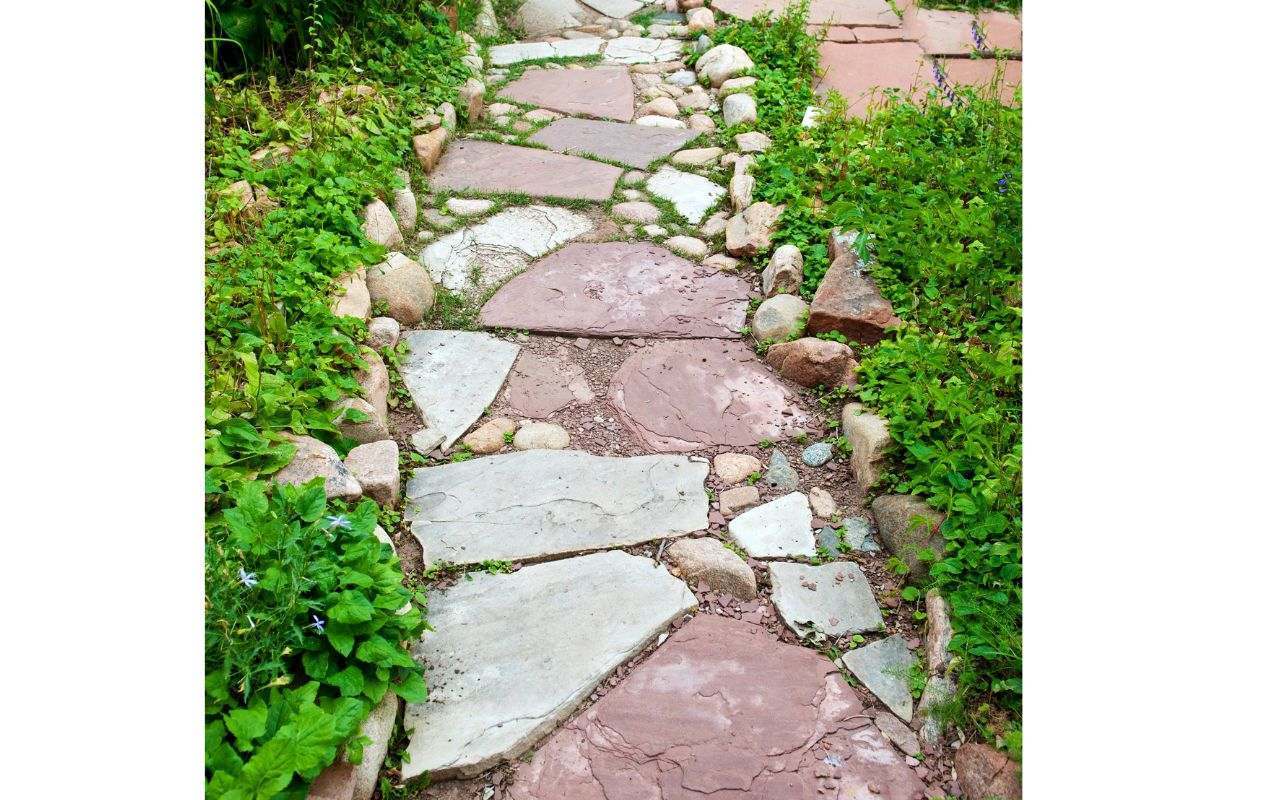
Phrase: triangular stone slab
[
  {"left": 419, "top": 205, "right": 593, "bottom": 294},
  {"left": 402, "top": 550, "right": 697, "bottom": 780},
  {"left": 646, "top": 166, "right": 725, "bottom": 224},
  {"left": 499, "top": 66, "right": 636, "bottom": 122},
  {"left": 506, "top": 615, "right": 927, "bottom": 799},
  {"left": 529, "top": 117, "right": 698, "bottom": 168},
  {"left": 405, "top": 449, "right": 709, "bottom": 564},
  {"left": 727, "top": 491, "right": 816, "bottom": 558},
  {"left": 712, "top": 0, "right": 899, "bottom": 26},
  {"left": 502, "top": 349, "right": 595, "bottom": 419},
  {"left": 400, "top": 330, "right": 519, "bottom": 450},
  {"left": 608, "top": 339, "right": 811, "bottom": 452},
  {"left": 427, "top": 139, "right": 622, "bottom": 201},
  {"left": 841, "top": 634, "right": 916, "bottom": 722},
  {"left": 479, "top": 242, "right": 749, "bottom": 338}
]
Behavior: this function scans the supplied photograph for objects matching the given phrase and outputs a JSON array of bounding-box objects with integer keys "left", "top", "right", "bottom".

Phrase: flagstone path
[{"left": 320, "top": 5, "right": 1024, "bottom": 798}]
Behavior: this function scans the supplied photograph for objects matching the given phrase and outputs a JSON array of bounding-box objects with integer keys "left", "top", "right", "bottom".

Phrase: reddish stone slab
[
  {"left": 853, "top": 24, "right": 920, "bottom": 42},
  {"left": 529, "top": 117, "right": 698, "bottom": 169},
  {"left": 713, "top": 0, "right": 900, "bottom": 27},
  {"left": 608, "top": 339, "right": 810, "bottom": 452},
  {"left": 426, "top": 140, "right": 621, "bottom": 202},
  {"left": 816, "top": 41, "right": 931, "bottom": 118},
  {"left": 978, "top": 10, "right": 1022, "bottom": 54},
  {"left": 807, "top": 230, "right": 902, "bottom": 345},
  {"left": 808, "top": 24, "right": 858, "bottom": 42},
  {"left": 503, "top": 350, "right": 595, "bottom": 419},
  {"left": 901, "top": 7, "right": 980, "bottom": 56},
  {"left": 939, "top": 57, "right": 1023, "bottom": 106},
  {"left": 498, "top": 66, "right": 636, "bottom": 122},
  {"left": 480, "top": 242, "right": 749, "bottom": 339},
  {"left": 507, "top": 615, "right": 926, "bottom": 800}
]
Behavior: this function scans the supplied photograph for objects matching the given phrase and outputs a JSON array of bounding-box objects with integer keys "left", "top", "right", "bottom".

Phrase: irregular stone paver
[
  {"left": 977, "top": 10, "right": 1023, "bottom": 53},
  {"left": 769, "top": 561, "right": 884, "bottom": 638},
  {"left": 815, "top": 41, "right": 931, "bottom": 118},
  {"left": 419, "top": 205, "right": 593, "bottom": 294},
  {"left": 581, "top": 0, "right": 643, "bottom": 17},
  {"left": 488, "top": 37, "right": 604, "bottom": 66},
  {"left": 500, "top": 66, "right": 635, "bottom": 122},
  {"left": 841, "top": 634, "right": 915, "bottom": 722},
  {"left": 405, "top": 449, "right": 709, "bottom": 564},
  {"left": 402, "top": 550, "right": 696, "bottom": 780},
  {"left": 480, "top": 242, "right": 749, "bottom": 339},
  {"left": 427, "top": 139, "right": 622, "bottom": 201},
  {"left": 507, "top": 615, "right": 926, "bottom": 800},
  {"left": 514, "top": 0, "right": 590, "bottom": 37},
  {"left": 939, "top": 56, "right": 1023, "bottom": 106},
  {"left": 608, "top": 339, "right": 811, "bottom": 451},
  {"left": 902, "top": 7, "right": 981, "bottom": 57},
  {"left": 503, "top": 349, "right": 594, "bottom": 419},
  {"left": 646, "top": 166, "right": 726, "bottom": 224},
  {"left": 400, "top": 330, "right": 520, "bottom": 450},
  {"left": 728, "top": 491, "right": 815, "bottom": 558},
  {"left": 602, "top": 36, "right": 685, "bottom": 64},
  {"left": 529, "top": 117, "right": 698, "bottom": 168},
  {"left": 712, "top": 0, "right": 899, "bottom": 27}
]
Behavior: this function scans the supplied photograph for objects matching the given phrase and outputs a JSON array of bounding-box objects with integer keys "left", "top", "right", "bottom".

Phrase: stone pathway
[{"left": 301, "top": 5, "right": 1019, "bottom": 799}]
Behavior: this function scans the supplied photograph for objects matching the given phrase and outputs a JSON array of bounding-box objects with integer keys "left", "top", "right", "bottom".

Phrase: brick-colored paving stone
[
  {"left": 426, "top": 139, "right": 621, "bottom": 201},
  {"left": 938, "top": 57, "right": 1023, "bottom": 106},
  {"left": 713, "top": 0, "right": 900, "bottom": 27},
  {"left": 816, "top": 41, "right": 932, "bottom": 118},
  {"left": 498, "top": 65, "right": 636, "bottom": 122}
]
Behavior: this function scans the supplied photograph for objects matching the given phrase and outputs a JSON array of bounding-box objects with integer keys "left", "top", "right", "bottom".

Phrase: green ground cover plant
[
  {"left": 205, "top": 2, "right": 470, "bottom": 795},
  {"left": 723, "top": 1, "right": 1023, "bottom": 748}
]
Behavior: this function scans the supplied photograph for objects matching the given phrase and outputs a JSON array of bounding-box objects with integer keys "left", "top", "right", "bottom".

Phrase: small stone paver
[
  {"left": 712, "top": 0, "right": 899, "bottom": 27},
  {"left": 427, "top": 139, "right": 622, "bottom": 201},
  {"left": 602, "top": 36, "right": 685, "bottom": 64},
  {"left": 419, "top": 205, "right": 593, "bottom": 294},
  {"left": 506, "top": 615, "right": 926, "bottom": 800},
  {"left": 503, "top": 349, "right": 594, "bottom": 419},
  {"left": 405, "top": 449, "right": 709, "bottom": 564},
  {"left": 487, "top": 37, "right": 604, "bottom": 66},
  {"left": 529, "top": 117, "right": 698, "bottom": 168},
  {"left": 499, "top": 65, "right": 635, "bottom": 121},
  {"left": 480, "top": 242, "right": 750, "bottom": 339},
  {"left": 768, "top": 561, "right": 884, "bottom": 638},
  {"left": 815, "top": 41, "right": 931, "bottom": 118},
  {"left": 400, "top": 330, "right": 520, "bottom": 450},
  {"left": 667, "top": 536, "right": 757, "bottom": 599},
  {"left": 728, "top": 491, "right": 815, "bottom": 558},
  {"left": 608, "top": 339, "right": 811, "bottom": 452},
  {"left": 402, "top": 550, "right": 697, "bottom": 780},
  {"left": 646, "top": 166, "right": 726, "bottom": 224},
  {"left": 841, "top": 634, "right": 916, "bottom": 723}
]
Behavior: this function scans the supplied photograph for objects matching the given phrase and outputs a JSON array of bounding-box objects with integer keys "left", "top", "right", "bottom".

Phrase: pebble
[
  {"left": 801, "top": 442, "right": 834, "bottom": 467},
  {"left": 763, "top": 450, "right": 799, "bottom": 492}
]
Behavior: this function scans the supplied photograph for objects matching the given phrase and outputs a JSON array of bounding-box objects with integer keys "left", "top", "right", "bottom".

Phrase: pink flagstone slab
[
  {"left": 902, "top": 7, "right": 980, "bottom": 56},
  {"left": 816, "top": 41, "right": 932, "bottom": 118},
  {"left": 506, "top": 615, "right": 927, "bottom": 800},
  {"left": 480, "top": 242, "right": 749, "bottom": 339},
  {"left": 608, "top": 339, "right": 811, "bottom": 452},
  {"left": 713, "top": 0, "right": 899, "bottom": 27},
  {"left": 503, "top": 349, "right": 595, "bottom": 419},
  {"left": 498, "top": 65, "right": 636, "bottom": 122},
  {"left": 978, "top": 10, "right": 1022, "bottom": 54},
  {"left": 529, "top": 117, "right": 698, "bottom": 168},
  {"left": 426, "top": 140, "right": 622, "bottom": 201},
  {"left": 939, "top": 57, "right": 1022, "bottom": 106}
]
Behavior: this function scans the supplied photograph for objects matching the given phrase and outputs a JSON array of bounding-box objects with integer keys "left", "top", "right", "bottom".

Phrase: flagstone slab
[
  {"left": 427, "top": 139, "right": 622, "bottom": 201},
  {"left": 728, "top": 491, "right": 816, "bottom": 558},
  {"left": 939, "top": 56, "right": 1022, "bottom": 106},
  {"left": 816, "top": 41, "right": 931, "bottom": 118},
  {"left": 978, "top": 10, "right": 1022, "bottom": 54},
  {"left": 402, "top": 550, "right": 697, "bottom": 780},
  {"left": 902, "top": 7, "right": 980, "bottom": 56},
  {"left": 646, "top": 166, "right": 725, "bottom": 224},
  {"left": 405, "top": 449, "right": 710, "bottom": 564},
  {"left": 712, "top": 0, "right": 899, "bottom": 27},
  {"left": 609, "top": 339, "right": 810, "bottom": 451},
  {"left": 769, "top": 561, "right": 885, "bottom": 638},
  {"left": 529, "top": 117, "right": 698, "bottom": 168},
  {"left": 581, "top": 0, "right": 643, "bottom": 17},
  {"left": 841, "top": 634, "right": 916, "bottom": 723},
  {"left": 507, "top": 615, "right": 927, "bottom": 800},
  {"left": 499, "top": 66, "right": 636, "bottom": 122},
  {"left": 602, "top": 36, "right": 685, "bottom": 64},
  {"left": 480, "top": 242, "right": 749, "bottom": 338},
  {"left": 503, "top": 349, "right": 595, "bottom": 419},
  {"left": 488, "top": 37, "right": 605, "bottom": 65},
  {"left": 400, "top": 331, "right": 520, "bottom": 450},
  {"left": 419, "top": 205, "right": 593, "bottom": 294}
]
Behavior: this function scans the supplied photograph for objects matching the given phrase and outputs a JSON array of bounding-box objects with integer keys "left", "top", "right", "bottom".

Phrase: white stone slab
[
  {"left": 488, "top": 37, "right": 605, "bottom": 65},
  {"left": 403, "top": 550, "right": 697, "bottom": 779},
  {"left": 645, "top": 166, "right": 725, "bottom": 224},
  {"left": 727, "top": 491, "right": 815, "bottom": 558},
  {"left": 841, "top": 634, "right": 915, "bottom": 723},
  {"left": 419, "top": 205, "right": 593, "bottom": 294},
  {"left": 582, "top": 0, "right": 643, "bottom": 17},
  {"left": 400, "top": 331, "right": 520, "bottom": 450},
  {"left": 768, "top": 561, "right": 885, "bottom": 638},
  {"left": 406, "top": 449, "right": 710, "bottom": 564},
  {"left": 603, "top": 36, "right": 685, "bottom": 64}
]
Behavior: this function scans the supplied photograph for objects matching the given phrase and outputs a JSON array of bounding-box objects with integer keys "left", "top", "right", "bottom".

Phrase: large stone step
[
  {"left": 405, "top": 449, "right": 709, "bottom": 564},
  {"left": 426, "top": 139, "right": 622, "bottom": 201},
  {"left": 402, "top": 550, "right": 697, "bottom": 780}
]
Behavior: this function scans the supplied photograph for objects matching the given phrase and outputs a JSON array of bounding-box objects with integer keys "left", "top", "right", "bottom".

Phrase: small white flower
[
  {"left": 238, "top": 567, "right": 259, "bottom": 588},
  {"left": 305, "top": 615, "right": 326, "bottom": 634}
]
